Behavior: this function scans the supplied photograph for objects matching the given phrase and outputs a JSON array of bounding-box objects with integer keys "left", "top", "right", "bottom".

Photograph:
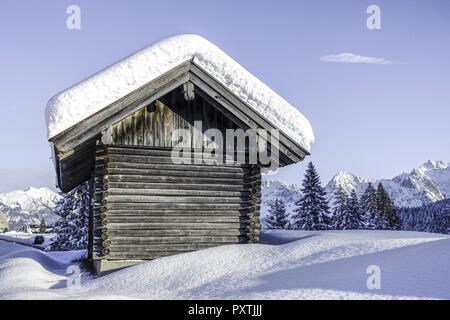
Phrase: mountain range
[
  {"left": 262, "top": 160, "right": 450, "bottom": 219},
  {"left": 0, "top": 187, "right": 61, "bottom": 231}
]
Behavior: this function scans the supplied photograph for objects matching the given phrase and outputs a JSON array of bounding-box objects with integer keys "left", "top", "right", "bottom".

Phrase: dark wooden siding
[
  {"left": 92, "top": 145, "right": 261, "bottom": 261},
  {"left": 58, "top": 137, "right": 98, "bottom": 192},
  {"left": 103, "top": 88, "right": 240, "bottom": 150}
]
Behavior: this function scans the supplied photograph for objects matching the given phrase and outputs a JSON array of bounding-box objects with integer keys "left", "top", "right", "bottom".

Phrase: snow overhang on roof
[{"left": 45, "top": 34, "right": 314, "bottom": 153}]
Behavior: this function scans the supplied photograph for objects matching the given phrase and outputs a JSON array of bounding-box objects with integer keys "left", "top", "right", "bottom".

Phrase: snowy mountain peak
[
  {"left": 262, "top": 179, "right": 302, "bottom": 194},
  {"left": 327, "top": 171, "right": 372, "bottom": 196},
  {"left": 0, "top": 187, "right": 60, "bottom": 211},
  {"left": 419, "top": 160, "right": 449, "bottom": 171},
  {"left": 261, "top": 179, "right": 303, "bottom": 221},
  {"left": 0, "top": 187, "right": 61, "bottom": 230},
  {"left": 325, "top": 161, "right": 450, "bottom": 208}
]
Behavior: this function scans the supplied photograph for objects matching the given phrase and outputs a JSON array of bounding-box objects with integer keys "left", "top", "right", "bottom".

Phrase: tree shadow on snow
[{"left": 259, "top": 231, "right": 318, "bottom": 245}]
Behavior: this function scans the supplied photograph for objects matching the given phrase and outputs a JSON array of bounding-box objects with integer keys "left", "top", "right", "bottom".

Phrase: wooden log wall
[
  {"left": 58, "top": 137, "right": 98, "bottom": 192},
  {"left": 92, "top": 141, "right": 108, "bottom": 259},
  {"left": 90, "top": 145, "right": 261, "bottom": 261}
]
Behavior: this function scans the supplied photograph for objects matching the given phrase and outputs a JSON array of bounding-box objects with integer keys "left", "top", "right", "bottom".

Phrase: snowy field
[
  {"left": 0, "top": 232, "right": 55, "bottom": 249},
  {"left": 0, "top": 230, "right": 449, "bottom": 300}
]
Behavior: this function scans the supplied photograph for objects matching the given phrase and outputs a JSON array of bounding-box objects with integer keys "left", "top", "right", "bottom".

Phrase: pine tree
[
  {"left": 46, "top": 181, "right": 90, "bottom": 251},
  {"left": 341, "top": 189, "right": 363, "bottom": 229},
  {"left": 376, "top": 183, "right": 401, "bottom": 230},
  {"left": 39, "top": 218, "right": 46, "bottom": 234},
  {"left": 430, "top": 206, "right": 450, "bottom": 234},
  {"left": 292, "top": 162, "right": 330, "bottom": 230},
  {"left": 331, "top": 185, "right": 347, "bottom": 230},
  {"left": 360, "top": 183, "right": 379, "bottom": 229},
  {"left": 399, "top": 199, "right": 450, "bottom": 235},
  {"left": 385, "top": 201, "right": 401, "bottom": 230},
  {"left": 263, "top": 198, "right": 289, "bottom": 229},
  {"left": 376, "top": 183, "right": 389, "bottom": 229}
]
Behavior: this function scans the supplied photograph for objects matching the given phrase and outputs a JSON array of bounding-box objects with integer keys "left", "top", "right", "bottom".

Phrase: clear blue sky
[{"left": 0, "top": 0, "right": 449, "bottom": 192}]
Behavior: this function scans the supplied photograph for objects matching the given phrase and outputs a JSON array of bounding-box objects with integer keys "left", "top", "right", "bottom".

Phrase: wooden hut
[{"left": 46, "top": 35, "right": 313, "bottom": 274}]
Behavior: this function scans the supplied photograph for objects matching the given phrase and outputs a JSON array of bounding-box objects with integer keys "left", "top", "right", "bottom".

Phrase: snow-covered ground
[
  {"left": 0, "top": 230, "right": 449, "bottom": 300},
  {"left": 0, "top": 232, "right": 55, "bottom": 249}
]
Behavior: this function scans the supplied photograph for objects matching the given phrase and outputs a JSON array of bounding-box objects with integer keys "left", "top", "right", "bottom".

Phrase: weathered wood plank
[
  {"left": 105, "top": 174, "right": 246, "bottom": 184},
  {"left": 100, "top": 215, "right": 247, "bottom": 224},
  {"left": 104, "top": 222, "right": 245, "bottom": 230},
  {"left": 105, "top": 229, "right": 247, "bottom": 237},
  {"left": 106, "top": 181, "right": 257, "bottom": 191},
  {"left": 105, "top": 188, "right": 254, "bottom": 197},
  {"left": 105, "top": 195, "right": 251, "bottom": 204},
  {"left": 100, "top": 209, "right": 253, "bottom": 216},
  {"left": 108, "top": 153, "right": 237, "bottom": 165},
  {"left": 105, "top": 167, "right": 246, "bottom": 179},
  {"left": 104, "top": 202, "right": 253, "bottom": 210},
  {"left": 108, "top": 243, "right": 235, "bottom": 251},
  {"left": 107, "top": 145, "right": 249, "bottom": 158},
  {"left": 107, "top": 161, "right": 249, "bottom": 172},
  {"left": 107, "top": 235, "right": 244, "bottom": 244}
]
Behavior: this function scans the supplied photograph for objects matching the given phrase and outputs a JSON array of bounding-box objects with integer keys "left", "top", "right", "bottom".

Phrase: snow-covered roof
[{"left": 45, "top": 34, "right": 314, "bottom": 152}]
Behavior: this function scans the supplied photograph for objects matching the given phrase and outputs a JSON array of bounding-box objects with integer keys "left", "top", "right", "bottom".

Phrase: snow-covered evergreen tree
[
  {"left": 331, "top": 185, "right": 347, "bottom": 230},
  {"left": 376, "top": 183, "right": 389, "bottom": 229},
  {"left": 399, "top": 199, "right": 450, "bottom": 235},
  {"left": 39, "top": 218, "right": 46, "bottom": 234},
  {"left": 428, "top": 206, "right": 450, "bottom": 234},
  {"left": 360, "top": 183, "right": 379, "bottom": 229},
  {"left": 376, "top": 183, "right": 401, "bottom": 230},
  {"left": 340, "top": 189, "right": 363, "bottom": 229},
  {"left": 263, "top": 198, "right": 289, "bottom": 229},
  {"left": 46, "top": 181, "right": 90, "bottom": 251},
  {"left": 386, "top": 204, "right": 402, "bottom": 230},
  {"left": 292, "top": 162, "right": 330, "bottom": 230}
]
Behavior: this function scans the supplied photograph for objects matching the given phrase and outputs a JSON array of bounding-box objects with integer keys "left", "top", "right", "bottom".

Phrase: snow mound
[
  {"left": 2, "top": 230, "right": 449, "bottom": 299},
  {"left": 45, "top": 34, "right": 314, "bottom": 152},
  {"left": 66, "top": 231, "right": 450, "bottom": 299},
  {"left": 0, "top": 244, "right": 86, "bottom": 299}
]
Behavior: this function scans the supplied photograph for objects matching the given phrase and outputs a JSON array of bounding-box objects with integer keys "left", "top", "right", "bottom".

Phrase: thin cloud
[{"left": 320, "top": 53, "right": 392, "bottom": 64}]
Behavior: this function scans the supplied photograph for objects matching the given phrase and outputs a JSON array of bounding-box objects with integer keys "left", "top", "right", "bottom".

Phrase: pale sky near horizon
[{"left": 0, "top": 0, "right": 449, "bottom": 192}]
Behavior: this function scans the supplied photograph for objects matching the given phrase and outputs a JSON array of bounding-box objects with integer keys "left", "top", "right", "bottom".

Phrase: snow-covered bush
[
  {"left": 342, "top": 190, "right": 364, "bottom": 229},
  {"left": 46, "top": 181, "right": 90, "bottom": 251},
  {"left": 263, "top": 198, "right": 289, "bottom": 229}
]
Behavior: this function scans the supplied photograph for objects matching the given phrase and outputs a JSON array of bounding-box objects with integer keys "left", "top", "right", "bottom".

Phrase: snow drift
[{"left": 1, "top": 230, "right": 449, "bottom": 299}]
